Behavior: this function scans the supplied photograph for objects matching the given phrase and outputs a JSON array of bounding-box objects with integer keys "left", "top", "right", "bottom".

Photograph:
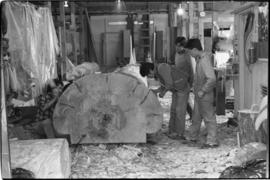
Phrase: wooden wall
[{"left": 89, "top": 14, "right": 169, "bottom": 68}]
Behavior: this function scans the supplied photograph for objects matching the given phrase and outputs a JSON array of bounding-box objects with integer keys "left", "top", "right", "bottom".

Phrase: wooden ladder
[{"left": 139, "top": 3, "right": 151, "bottom": 62}]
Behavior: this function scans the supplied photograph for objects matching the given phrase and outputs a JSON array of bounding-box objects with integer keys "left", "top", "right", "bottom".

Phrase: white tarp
[{"left": 4, "top": 1, "right": 59, "bottom": 97}]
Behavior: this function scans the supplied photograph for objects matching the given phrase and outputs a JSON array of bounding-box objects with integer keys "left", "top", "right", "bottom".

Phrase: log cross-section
[{"left": 53, "top": 72, "right": 163, "bottom": 144}]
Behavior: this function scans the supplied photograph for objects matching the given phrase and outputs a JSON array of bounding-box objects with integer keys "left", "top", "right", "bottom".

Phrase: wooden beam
[
  {"left": 60, "top": 1, "right": 67, "bottom": 79},
  {"left": 70, "top": 1, "right": 78, "bottom": 65},
  {"left": 188, "top": 2, "right": 194, "bottom": 38},
  {"left": 231, "top": 2, "right": 260, "bottom": 15},
  {"left": 84, "top": 8, "right": 98, "bottom": 63},
  {"left": 79, "top": 7, "right": 84, "bottom": 64},
  {"left": 47, "top": 1, "right": 51, "bottom": 9},
  {"left": 70, "top": 2, "right": 76, "bottom": 29},
  {"left": 51, "top": 9, "right": 168, "bottom": 16},
  {"left": 237, "top": 14, "right": 246, "bottom": 109},
  {"left": 198, "top": 2, "right": 204, "bottom": 48},
  {"left": 1, "top": 35, "right": 11, "bottom": 178}
]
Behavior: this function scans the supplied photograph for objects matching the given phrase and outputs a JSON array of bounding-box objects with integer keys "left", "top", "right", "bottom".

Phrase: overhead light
[
  {"left": 64, "top": 1, "right": 68, "bottom": 7},
  {"left": 177, "top": 4, "right": 184, "bottom": 16},
  {"left": 200, "top": 11, "right": 206, "bottom": 17},
  {"left": 114, "top": 0, "right": 126, "bottom": 13}
]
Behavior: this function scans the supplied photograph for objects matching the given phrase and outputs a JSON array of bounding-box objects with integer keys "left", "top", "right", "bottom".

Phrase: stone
[{"left": 10, "top": 139, "right": 71, "bottom": 178}]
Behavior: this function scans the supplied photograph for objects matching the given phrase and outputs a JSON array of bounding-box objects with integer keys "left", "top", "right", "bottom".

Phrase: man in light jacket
[{"left": 184, "top": 38, "right": 219, "bottom": 148}]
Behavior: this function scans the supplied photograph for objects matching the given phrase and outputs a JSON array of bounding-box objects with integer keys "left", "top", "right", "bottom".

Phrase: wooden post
[
  {"left": 1, "top": 35, "right": 11, "bottom": 178},
  {"left": 70, "top": 1, "right": 77, "bottom": 65},
  {"left": 47, "top": 1, "right": 51, "bottom": 9},
  {"left": 156, "top": 31, "right": 164, "bottom": 63},
  {"left": 84, "top": 8, "right": 98, "bottom": 64},
  {"left": 168, "top": 3, "right": 177, "bottom": 63},
  {"left": 79, "top": 7, "right": 84, "bottom": 64},
  {"left": 60, "top": 1, "right": 67, "bottom": 79},
  {"left": 176, "top": 7, "right": 183, "bottom": 36},
  {"left": 198, "top": 2, "right": 204, "bottom": 49},
  {"left": 188, "top": 2, "right": 194, "bottom": 38}
]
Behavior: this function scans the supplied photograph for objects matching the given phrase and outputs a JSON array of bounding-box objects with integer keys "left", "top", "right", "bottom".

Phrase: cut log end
[{"left": 53, "top": 72, "right": 163, "bottom": 144}]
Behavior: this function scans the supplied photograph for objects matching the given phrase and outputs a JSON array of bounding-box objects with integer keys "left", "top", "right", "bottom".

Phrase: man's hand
[{"left": 198, "top": 90, "right": 204, "bottom": 98}]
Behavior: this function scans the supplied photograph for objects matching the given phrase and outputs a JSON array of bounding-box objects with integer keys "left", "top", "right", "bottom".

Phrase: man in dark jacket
[
  {"left": 184, "top": 38, "right": 218, "bottom": 148},
  {"left": 167, "top": 37, "right": 193, "bottom": 140}
]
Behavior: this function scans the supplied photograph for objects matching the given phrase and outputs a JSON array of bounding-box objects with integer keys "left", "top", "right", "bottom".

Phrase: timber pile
[{"left": 53, "top": 72, "right": 163, "bottom": 144}]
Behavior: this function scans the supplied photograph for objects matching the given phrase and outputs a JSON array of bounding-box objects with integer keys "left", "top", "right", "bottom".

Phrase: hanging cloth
[{"left": 4, "top": 1, "right": 59, "bottom": 97}]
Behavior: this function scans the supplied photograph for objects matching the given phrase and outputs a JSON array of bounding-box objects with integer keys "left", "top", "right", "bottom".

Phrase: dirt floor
[{"left": 70, "top": 79, "right": 239, "bottom": 178}]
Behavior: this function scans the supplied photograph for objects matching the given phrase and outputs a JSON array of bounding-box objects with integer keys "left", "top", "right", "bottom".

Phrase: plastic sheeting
[{"left": 4, "top": 1, "right": 59, "bottom": 97}]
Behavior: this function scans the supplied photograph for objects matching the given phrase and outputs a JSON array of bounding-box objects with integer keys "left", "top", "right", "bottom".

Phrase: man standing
[
  {"left": 166, "top": 36, "right": 193, "bottom": 140},
  {"left": 184, "top": 38, "right": 219, "bottom": 148}
]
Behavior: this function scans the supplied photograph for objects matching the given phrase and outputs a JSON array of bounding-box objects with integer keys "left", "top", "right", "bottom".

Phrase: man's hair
[
  {"left": 175, "top": 36, "right": 186, "bottom": 46},
  {"left": 46, "top": 78, "right": 63, "bottom": 93},
  {"left": 185, "top": 38, "right": 203, "bottom": 51},
  {"left": 140, "top": 62, "right": 154, "bottom": 77}
]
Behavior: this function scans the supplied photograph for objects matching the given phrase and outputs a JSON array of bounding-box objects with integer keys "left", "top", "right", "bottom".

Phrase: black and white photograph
[{"left": 0, "top": 0, "right": 268, "bottom": 178}]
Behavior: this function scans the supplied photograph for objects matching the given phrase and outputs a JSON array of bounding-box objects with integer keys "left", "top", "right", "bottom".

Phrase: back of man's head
[
  {"left": 175, "top": 36, "right": 187, "bottom": 46},
  {"left": 185, "top": 38, "right": 203, "bottom": 51},
  {"left": 140, "top": 62, "right": 154, "bottom": 77}
]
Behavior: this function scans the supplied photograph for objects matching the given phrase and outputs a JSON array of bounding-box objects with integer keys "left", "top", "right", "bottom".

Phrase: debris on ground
[{"left": 70, "top": 90, "right": 241, "bottom": 178}]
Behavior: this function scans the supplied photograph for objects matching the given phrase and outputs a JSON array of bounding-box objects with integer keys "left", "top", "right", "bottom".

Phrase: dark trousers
[{"left": 187, "top": 102, "right": 193, "bottom": 119}]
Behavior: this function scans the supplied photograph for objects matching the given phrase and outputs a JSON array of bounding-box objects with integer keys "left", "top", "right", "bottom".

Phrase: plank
[
  {"left": 155, "top": 31, "right": 164, "bottom": 63},
  {"left": 123, "top": 30, "right": 131, "bottom": 59},
  {"left": 59, "top": 1, "right": 67, "bottom": 79},
  {"left": 1, "top": 34, "right": 11, "bottom": 178},
  {"left": 53, "top": 72, "right": 163, "bottom": 144}
]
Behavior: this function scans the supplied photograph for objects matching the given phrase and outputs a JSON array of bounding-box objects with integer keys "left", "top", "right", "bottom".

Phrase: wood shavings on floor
[{"left": 70, "top": 81, "right": 238, "bottom": 178}]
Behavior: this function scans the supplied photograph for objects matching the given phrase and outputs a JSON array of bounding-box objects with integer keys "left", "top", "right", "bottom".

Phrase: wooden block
[
  {"left": 10, "top": 139, "right": 71, "bottom": 178},
  {"left": 238, "top": 110, "right": 266, "bottom": 146},
  {"left": 53, "top": 72, "right": 163, "bottom": 144}
]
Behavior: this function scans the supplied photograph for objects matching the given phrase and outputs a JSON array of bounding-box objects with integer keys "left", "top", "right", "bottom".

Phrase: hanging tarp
[{"left": 4, "top": 1, "right": 59, "bottom": 97}]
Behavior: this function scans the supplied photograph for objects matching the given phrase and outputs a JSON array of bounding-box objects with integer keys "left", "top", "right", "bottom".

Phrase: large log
[
  {"left": 10, "top": 139, "right": 70, "bottom": 178},
  {"left": 53, "top": 72, "right": 163, "bottom": 144}
]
